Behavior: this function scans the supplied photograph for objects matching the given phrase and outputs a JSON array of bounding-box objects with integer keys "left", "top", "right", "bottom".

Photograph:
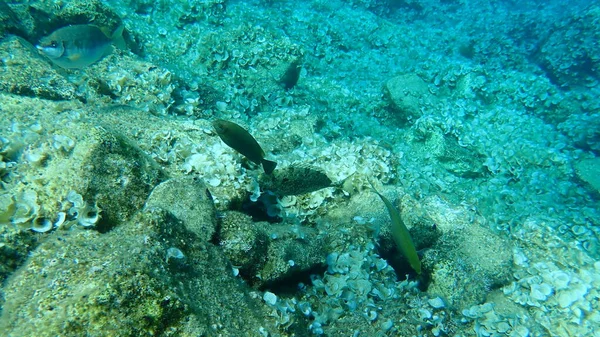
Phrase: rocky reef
[{"left": 0, "top": 0, "right": 599, "bottom": 336}]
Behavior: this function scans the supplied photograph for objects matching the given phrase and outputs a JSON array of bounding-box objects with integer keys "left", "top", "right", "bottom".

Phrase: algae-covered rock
[
  {"left": 1, "top": 115, "right": 167, "bottom": 233},
  {"left": 0, "top": 1, "right": 27, "bottom": 39},
  {"left": 575, "top": 157, "right": 600, "bottom": 198},
  {"left": 438, "top": 136, "right": 485, "bottom": 178},
  {"left": 218, "top": 210, "right": 328, "bottom": 288},
  {"left": 0, "top": 0, "right": 124, "bottom": 49},
  {"left": 0, "top": 205, "right": 277, "bottom": 337},
  {"left": 0, "top": 216, "right": 185, "bottom": 337},
  {"left": 534, "top": 4, "right": 600, "bottom": 87},
  {"left": 0, "top": 225, "right": 38, "bottom": 284},
  {"left": 384, "top": 74, "right": 437, "bottom": 122},
  {"left": 0, "top": 36, "right": 77, "bottom": 100},
  {"left": 80, "top": 125, "right": 167, "bottom": 232},
  {"left": 28, "top": 0, "right": 123, "bottom": 41},
  {"left": 145, "top": 176, "right": 217, "bottom": 242},
  {"left": 422, "top": 197, "right": 513, "bottom": 309}
]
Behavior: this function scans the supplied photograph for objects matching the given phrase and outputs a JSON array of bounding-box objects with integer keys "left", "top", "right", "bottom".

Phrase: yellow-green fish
[
  {"left": 213, "top": 119, "right": 277, "bottom": 174},
  {"left": 370, "top": 181, "right": 421, "bottom": 274},
  {"left": 36, "top": 24, "right": 124, "bottom": 69}
]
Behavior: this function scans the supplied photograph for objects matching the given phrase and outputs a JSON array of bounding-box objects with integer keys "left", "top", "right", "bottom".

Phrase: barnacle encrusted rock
[
  {"left": 0, "top": 206, "right": 277, "bottom": 337},
  {"left": 61, "top": 124, "right": 167, "bottom": 232},
  {"left": 438, "top": 136, "right": 486, "bottom": 178},
  {"left": 84, "top": 54, "right": 175, "bottom": 115},
  {"left": 384, "top": 74, "right": 437, "bottom": 122},
  {"left": 145, "top": 176, "right": 217, "bottom": 242},
  {"left": 534, "top": 4, "right": 600, "bottom": 87},
  {"left": 1, "top": 95, "right": 166, "bottom": 231},
  {"left": 259, "top": 222, "right": 327, "bottom": 285},
  {"left": 0, "top": 36, "right": 77, "bottom": 100},
  {"left": 422, "top": 197, "right": 513, "bottom": 309},
  {"left": 218, "top": 210, "right": 328, "bottom": 287},
  {"left": 219, "top": 211, "right": 269, "bottom": 278},
  {"left": 574, "top": 157, "right": 600, "bottom": 197},
  {"left": 27, "top": 0, "right": 123, "bottom": 40}
]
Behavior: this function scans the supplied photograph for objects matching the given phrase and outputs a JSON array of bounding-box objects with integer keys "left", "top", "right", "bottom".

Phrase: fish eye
[{"left": 51, "top": 41, "right": 58, "bottom": 48}]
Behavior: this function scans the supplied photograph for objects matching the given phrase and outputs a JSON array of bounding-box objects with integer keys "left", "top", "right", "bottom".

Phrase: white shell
[
  {"left": 165, "top": 247, "right": 185, "bottom": 262},
  {"left": 78, "top": 204, "right": 100, "bottom": 227},
  {"left": 53, "top": 212, "right": 66, "bottom": 228},
  {"left": 31, "top": 217, "right": 53, "bottom": 233},
  {"left": 66, "top": 191, "right": 84, "bottom": 208},
  {"left": 263, "top": 291, "right": 277, "bottom": 306},
  {"left": 428, "top": 297, "right": 445, "bottom": 309}
]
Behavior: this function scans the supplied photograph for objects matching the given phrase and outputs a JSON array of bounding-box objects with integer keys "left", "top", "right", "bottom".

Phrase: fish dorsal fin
[
  {"left": 111, "top": 25, "right": 126, "bottom": 50},
  {"left": 100, "top": 25, "right": 126, "bottom": 50}
]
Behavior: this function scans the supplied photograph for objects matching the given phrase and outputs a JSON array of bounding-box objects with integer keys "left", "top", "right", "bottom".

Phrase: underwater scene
[{"left": 0, "top": 0, "right": 599, "bottom": 336}]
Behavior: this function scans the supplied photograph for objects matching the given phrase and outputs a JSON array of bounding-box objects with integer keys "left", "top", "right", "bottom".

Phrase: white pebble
[
  {"left": 428, "top": 297, "right": 445, "bottom": 309},
  {"left": 549, "top": 271, "right": 570, "bottom": 290},
  {"left": 263, "top": 291, "right": 277, "bottom": 306},
  {"left": 530, "top": 283, "right": 553, "bottom": 301},
  {"left": 208, "top": 177, "right": 221, "bottom": 187},
  {"left": 418, "top": 308, "right": 432, "bottom": 320}
]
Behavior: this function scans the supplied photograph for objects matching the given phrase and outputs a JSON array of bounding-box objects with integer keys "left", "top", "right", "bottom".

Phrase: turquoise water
[{"left": 0, "top": 0, "right": 599, "bottom": 336}]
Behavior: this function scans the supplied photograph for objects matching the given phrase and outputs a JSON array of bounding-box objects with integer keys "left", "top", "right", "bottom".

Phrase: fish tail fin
[
  {"left": 111, "top": 25, "right": 126, "bottom": 50},
  {"left": 262, "top": 159, "right": 277, "bottom": 175}
]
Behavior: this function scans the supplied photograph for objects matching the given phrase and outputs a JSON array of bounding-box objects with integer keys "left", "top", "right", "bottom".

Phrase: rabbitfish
[
  {"left": 37, "top": 24, "right": 124, "bottom": 69},
  {"left": 213, "top": 119, "right": 277, "bottom": 174}
]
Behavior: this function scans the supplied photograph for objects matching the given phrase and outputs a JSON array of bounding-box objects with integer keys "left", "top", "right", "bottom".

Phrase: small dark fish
[
  {"left": 213, "top": 119, "right": 277, "bottom": 174},
  {"left": 37, "top": 24, "right": 124, "bottom": 69},
  {"left": 280, "top": 58, "right": 302, "bottom": 90}
]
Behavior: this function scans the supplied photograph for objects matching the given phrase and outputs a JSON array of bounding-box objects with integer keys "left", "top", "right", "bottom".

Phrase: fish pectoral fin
[{"left": 67, "top": 53, "right": 82, "bottom": 61}]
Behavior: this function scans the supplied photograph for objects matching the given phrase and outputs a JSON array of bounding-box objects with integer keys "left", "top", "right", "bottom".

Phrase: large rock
[
  {"left": 534, "top": 4, "right": 600, "bottom": 87},
  {"left": 422, "top": 197, "right": 514, "bottom": 309},
  {"left": 0, "top": 36, "right": 78, "bottom": 100},
  {"left": 0, "top": 94, "right": 167, "bottom": 287},
  {"left": 0, "top": 204, "right": 278, "bottom": 336},
  {"left": 28, "top": 0, "right": 123, "bottom": 41},
  {"left": 76, "top": 125, "right": 168, "bottom": 232},
  {"left": 438, "top": 135, "right": 486, "bottom": 178},
  {"left": 0, "top": 94, "right": 167, "bottom": 233},
  {"left": 384, "top": 74, "right": 437, "bottom": 122},
  {"left": 145, "top": 176, "right": 217, "bottom": 242},
  {"left": 218, "top": 210, "right": 328, "bottom": 288},
  {"left": 575, "top": 157, "right": 600, "bottom": 198}
]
